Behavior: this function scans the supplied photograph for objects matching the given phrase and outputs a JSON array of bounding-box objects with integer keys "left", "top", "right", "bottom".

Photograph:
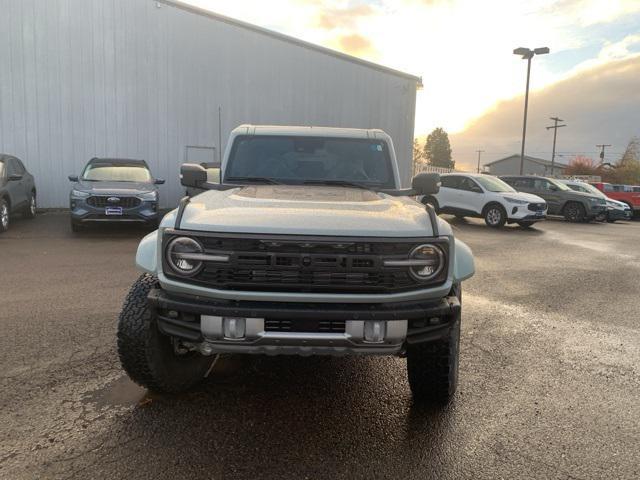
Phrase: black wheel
[
  {"left": 24, "top": 192, "right": 37, "bottom": 219},
  {"left": 421, "top": 196, "right": 439, "bottom": 213},
  {"left": 484, "top": 204, "right": 507, "bottom": 228},
  {"left": 407, "top": 283, "right": 461, "bottom": 405},
  {"left": 563, "top": 202, "right": 586, "bottom": 223},
  {"left": 117, "top": 274, "right": 211, "bottom": 393},
  {"left": 517, "top": 221, "right": 535, "bottom": 228},
  {"left": 0, "top": 198, "right": 9, "bottom": 233}
]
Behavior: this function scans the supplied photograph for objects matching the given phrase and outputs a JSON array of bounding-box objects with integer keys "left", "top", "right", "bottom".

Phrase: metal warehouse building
[{"left": 1, "top": 0, "right": 421, "bottom": 208}]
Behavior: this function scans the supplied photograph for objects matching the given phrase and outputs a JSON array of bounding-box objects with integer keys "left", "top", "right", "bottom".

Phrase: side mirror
[
  {"left": 8, "top": 174, "right": 23, "bottom": 181},
  {"left": 412, "top": 173, "right": 441, "bottom": 195},
  {"left": 549, "top": 184, "right": 558, "bottom": 191},
  {"left": 68, "top": 174, "right": 79, "bottom": 182},
  {"left": 180, "top": 163, "right": 207, "bottom": 188},
  {"left": 154, "top": 178, "right": 165, "bottom": 185}
]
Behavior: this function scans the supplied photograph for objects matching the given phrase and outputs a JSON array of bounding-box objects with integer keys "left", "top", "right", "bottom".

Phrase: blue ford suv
[{"left": 69, "top": 158, "right": 164, "bottom": 231}]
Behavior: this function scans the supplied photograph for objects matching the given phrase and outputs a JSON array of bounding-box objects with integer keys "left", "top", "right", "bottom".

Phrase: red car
[{"left": 590, "top": 182, "right": 640, "bottom": 214}]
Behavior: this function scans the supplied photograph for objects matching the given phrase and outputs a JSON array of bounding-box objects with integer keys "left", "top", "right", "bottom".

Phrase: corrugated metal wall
[{"left": 0, "top": 0, "right": 417, "bottom": 207}]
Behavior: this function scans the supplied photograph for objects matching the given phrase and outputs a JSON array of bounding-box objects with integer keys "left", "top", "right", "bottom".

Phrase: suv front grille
[
  {"left": 163, "top": 232, "right": 448, "bottom": 294},
  {"left": 87, "top": 196, "right": 141, "bottom": 209},
  {"left": 527, "top": 202, "right": 546, "bottom": 211}
]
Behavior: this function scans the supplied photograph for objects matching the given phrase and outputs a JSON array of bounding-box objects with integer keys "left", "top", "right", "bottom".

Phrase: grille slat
[
  {"left": 164, "top": 234, "right": 448, "bottom": 294},
  {"left": 87, "top": 196, "right": 141, "bottom": 209}
]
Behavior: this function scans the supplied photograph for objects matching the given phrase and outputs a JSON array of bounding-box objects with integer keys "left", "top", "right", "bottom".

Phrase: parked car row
[
  {"left": 0, "top": 154, "right": 167, "bottom": 233},
  {"left": 420, "top": 172, "right": 634, "bottom": 228},
  {"left": 559, "top": 179, "right": 632, "bottom": 222}
]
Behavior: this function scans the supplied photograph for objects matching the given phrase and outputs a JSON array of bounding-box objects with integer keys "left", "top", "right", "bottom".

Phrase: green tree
[
  {"left": 423, "top": 127, "right": 454, "bottom": 169},
  {"left": 413, "top": 138, "right": 427, "bottom": 172}
]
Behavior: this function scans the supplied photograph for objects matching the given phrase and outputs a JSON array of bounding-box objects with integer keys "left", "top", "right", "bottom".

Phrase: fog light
[
  {"left": 223, "top": 317, "right": 246, "bottom": 340},
  {"left": 364, "top": 321, "right": 386, "bottom": 343}
]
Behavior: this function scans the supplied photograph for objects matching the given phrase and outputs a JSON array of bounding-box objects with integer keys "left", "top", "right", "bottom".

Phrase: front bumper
[
  {"left": 70, "top": 199, "right": 159, "bottom": 224},
  {"left": 607, "top": 208, "right": 631, "bottom": 221},
  {"left": 586, "top": 204, "right": 607, "bottom": 218},
  {"left": 148, "top": 288, "right": 460, "bottom": 356},
  {"left": 507, "top": 204, "right": 547, "bottom": 222}
]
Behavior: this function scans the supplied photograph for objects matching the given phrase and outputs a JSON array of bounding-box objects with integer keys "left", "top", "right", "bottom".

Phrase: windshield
[
  {"left": 548, "top": 178, "right": 571, "bottom": 191},
  {"left": 475, "top": 175, "right": 515, "bottom": 193},
  {"left": 82, "top": 163, "right": 152, "bottom": 182},
  {"left": 568, "top": 182, "right": 604, "bottom": 197},
  {"left": 224, "top": 135, "right": 395, "bottom": 188}
]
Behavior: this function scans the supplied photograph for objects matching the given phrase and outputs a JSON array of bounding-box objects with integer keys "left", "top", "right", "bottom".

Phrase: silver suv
[{"left": 117, "top": 125, "right": 475, "bottom": 405}]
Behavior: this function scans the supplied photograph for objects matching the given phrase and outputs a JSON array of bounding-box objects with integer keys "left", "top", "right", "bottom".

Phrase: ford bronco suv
[{"left": 117, "top": 126, "right": 475, "bottom": 405}]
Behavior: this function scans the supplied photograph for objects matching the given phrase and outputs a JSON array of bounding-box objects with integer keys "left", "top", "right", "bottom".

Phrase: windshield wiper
[
  {"left": 226, "top": 176, "right": 282, "bottom": 185},
  {"left": 301, "top": 179, "right": 381, "bottom": 190}
]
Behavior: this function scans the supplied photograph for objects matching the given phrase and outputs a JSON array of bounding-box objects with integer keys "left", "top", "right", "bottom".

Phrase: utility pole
[
  {"left": 546, "top": 117, "right": 566, "bottom": 173},
  {"left": 476, "top": 149, "right": 485, "bottom": 173},
  {"left": 596, "top": 144, "right": 611, "bottom": 164}
]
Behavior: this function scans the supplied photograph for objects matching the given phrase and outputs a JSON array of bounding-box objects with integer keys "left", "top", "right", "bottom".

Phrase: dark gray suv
[
  {"left": 0, "top": 154, "right": 37, "bottom": 233},
  {"left": 501, "top": 175, "right": 606, "bottom": 222},
  {"left": 69, "top": 158, "right": 164, "bottom": 231}
]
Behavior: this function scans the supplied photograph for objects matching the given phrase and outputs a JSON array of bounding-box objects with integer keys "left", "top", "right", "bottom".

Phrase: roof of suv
[
  {"left": 230, "top": 125, "right": 387, "bottom": 139},
  {"left": 88, "top": 158, "right": 148, "bottom": 166}
]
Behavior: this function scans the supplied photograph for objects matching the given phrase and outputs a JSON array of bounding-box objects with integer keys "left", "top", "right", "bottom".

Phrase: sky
[{"left": 182, "top": 0, "right": 640, "bottom": 166}]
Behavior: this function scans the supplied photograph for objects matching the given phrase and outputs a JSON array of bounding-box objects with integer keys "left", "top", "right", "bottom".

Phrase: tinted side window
[
  {"left": 440, "top": 176, "right": 461, "bottom": 189},
  {"left": 6, "top": 159, "right": 17, "bottom": 175},
  {"left": 13, "top": 158, "right": 26, "bottom": 174},
  {"left": 504, "top": 177, "right": 533, "bottom": 189},
  {"left": 458, "top": 177, "right": 481, "bottom": 192},
  {"left": 533, "top": 179, "right": 552, "bottom": 191}
]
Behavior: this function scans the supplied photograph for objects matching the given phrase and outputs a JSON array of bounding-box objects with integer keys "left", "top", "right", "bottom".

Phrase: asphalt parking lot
[{"left": 1, "top": 212, "right": 639, "bottom": 480}]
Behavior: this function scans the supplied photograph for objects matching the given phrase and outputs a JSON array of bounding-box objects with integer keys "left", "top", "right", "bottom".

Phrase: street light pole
[{"left": 513, "top": 47, "right": 550, "bottom": 175}]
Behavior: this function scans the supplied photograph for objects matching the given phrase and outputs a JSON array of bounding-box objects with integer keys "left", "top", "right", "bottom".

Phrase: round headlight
[
  {"left": 166, "top": 237, "right": 204, "bottom": 276},
  {"left": 408, "top": 244, "right": 444, "bottom": 281}
]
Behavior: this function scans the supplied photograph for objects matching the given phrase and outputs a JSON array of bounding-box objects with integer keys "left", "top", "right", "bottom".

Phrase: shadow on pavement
[{"left": 82, "top": 355, "right": 457, "bottom": 479}]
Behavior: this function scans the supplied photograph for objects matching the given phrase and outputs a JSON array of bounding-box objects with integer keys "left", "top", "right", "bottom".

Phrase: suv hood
[
  {"left": 495, "top": 191, "right": 545, "bottom": 203},
  {"left": 165, "top": 185, "right": 449, "bottom": 237},
  {"left": 74, "top": 180, "right": 156, "bottom": 194},
  {"left": 563, "top": 190, "right": 606, "bottom": 203}
]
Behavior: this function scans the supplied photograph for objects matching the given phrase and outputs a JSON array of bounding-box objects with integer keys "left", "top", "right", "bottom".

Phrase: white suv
[{"left": 422, "top": 173, "right": 547, "bottom": 228}]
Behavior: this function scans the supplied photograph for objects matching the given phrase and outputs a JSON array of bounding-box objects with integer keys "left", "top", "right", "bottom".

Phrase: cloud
[
  {"left": 541, "top": 0, "right": 640, "bottom": 27},
  {"left": 182, "top": 0, "right": 640, "bottom": 136},
  {"left": 335, "top": 33, "right": 377, "bottom": 57},
  {"left": 449, "top": 56, "right": 640, "bottom": 170},
  {"left": 316, "top": 5, "right": 374, "bottom": 30}
]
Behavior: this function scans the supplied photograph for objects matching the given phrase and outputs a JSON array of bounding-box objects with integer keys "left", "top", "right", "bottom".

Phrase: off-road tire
[
  {"left": 0, "top": 198, "right": 9, "bottom": 233},
  {"left": 117, "top": 273, "right": 211, "bottom": 393},
  {"left": 517, "top": 221, "right": 535, "bottom": 228},
  {"left": 483, "top": 203, "right": 507, "bottom": 228},
  {"left": 406, "top": 283, "right": 461, "bottom": 405},
  {"left": 24, "top": 192, "right": 37, "bottom": 219},
  {"left": 563, "top": 202, "right": 585, "bottom": 223}
]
